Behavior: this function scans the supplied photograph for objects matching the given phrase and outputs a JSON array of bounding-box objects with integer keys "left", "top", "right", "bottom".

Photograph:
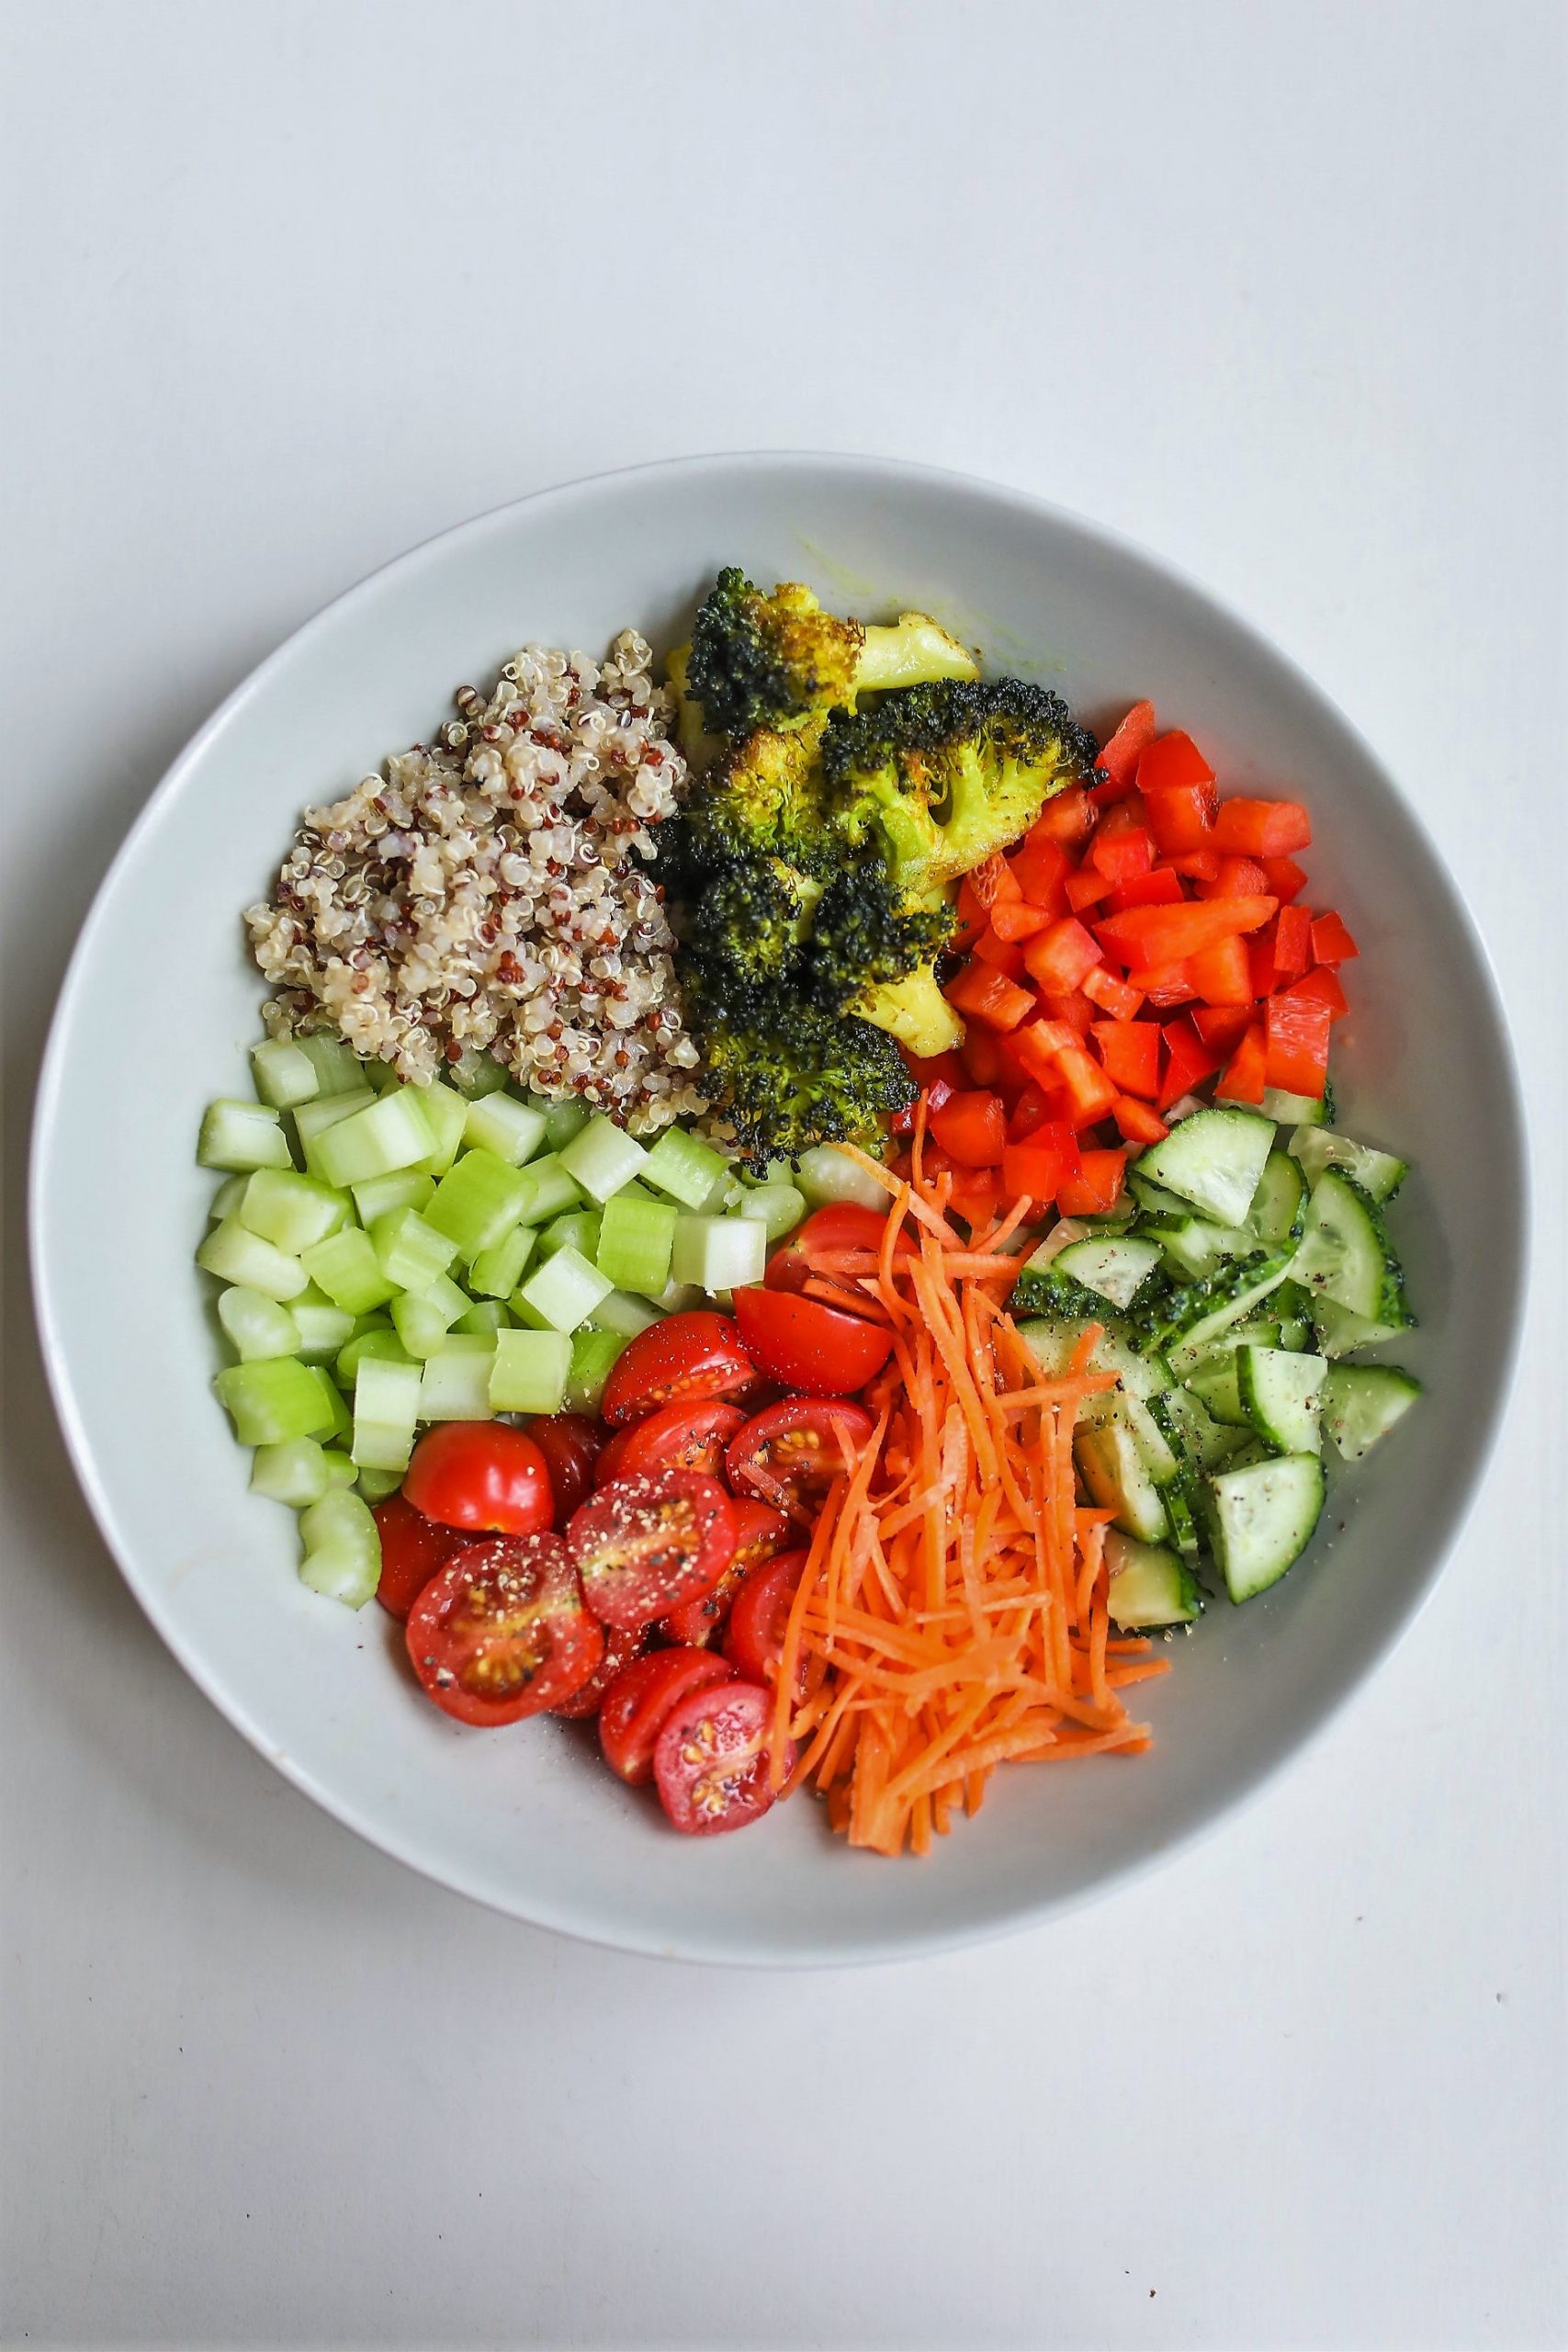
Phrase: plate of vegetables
[{"left": 31, "top": 455, "right": 1525, "bottom": 1961}]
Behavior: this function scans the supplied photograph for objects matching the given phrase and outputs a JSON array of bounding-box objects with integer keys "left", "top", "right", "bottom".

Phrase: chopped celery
[
  {"left": 298, "top": 1489, "right": 381, "bottom": 1608},
  {"left": 312, "top": 1090, "right": 437, "bottom": 1190},
  {"left": 198, "top": 1218, "right": 309, "bottom": 1302},
  {"left": 208, "top": 1172, "right": 249, "bottom": 1221},
  {"left": 335, "top": 1322, "right": 415, "bottom": 1385},
  {"left": 197, "top": 1099, "right": 294, "bottom": 1174},
  {"left": 389, "top": 1273, "right": 469, "bottom": 1359},
  {"left": 410, "top": 1080, "right": 468, "bottom": 1177},
  {"left": 239, "top": 1167, "right": 351, "bottom": 1255},
  {"left": 291, "top": 1298, "right": 358, "bottom": 1362},
  {"left": 517, "top": 1243, "right": 615, "bottom": 1333},
  {"left": 427, "top": 1148, "right": 535, "bottom": 1261},
  {"left": 595, "top": 1192, "right": 677, "bottom": 1295},
  {"left": 250, "top": 1435, "right": 334, "bottom": 1508},
  {"left": 351, "top": 1168, "right": 435, "bottom": 1224},
  {"left": 588, "top": 1289, "right": 663, "bottom": 1339},
  {"left": 454, "top": 1298, "right": 510, "bottom": 1337},
  {"left": 292, "top": 1087, "right": 376, "bottom": 1179},
  {"left": 296, "top": 1032, "right": 365, "bottom": 1095},
  {"left": 562, "top": 1327, "right": 627, "bottom": 1415},
  {"left": 559, "top": 1114, "right": 649, "bottom": 1204},
  {"left": 419, "top": 1338, "right": 498, "bottom": 1421},
  {"left": 654, "top": 1279, "right": 705, "bottom": 1315},
  {"left": 670, "top": 1214, "right": 768, "bottom": 1293},
  {"left": 736, "top": 1181, "right": 807, "bottom": 1245},
  {"left": 506, "top": 1288, "right": 555, "bottom": 1331},
  {"left": 794, "top": 1145, "right": 887, "bottom": 1212},
  {"left": 642, "top": 1125, "right": 731, "bottom": 1211},
  {"left": 250, "top": 1037, "right": 319, "bottom": 1109},
  {"left": 541, "top": 1095, "right": 592, "bottom": 1149},
  {"left": 698, "top": 1165, "right": 743, "bottom": 1215},
  {"left": 215, "top": 1357, "right": 339, "bottom": 1446},
  {"left": 299, "top": 1227, "right": 398, "bottom": 1315},
  {"left": 448, "top": 1046, "right": 510, "bottom": 1101},
  {"left": 217, "top": 1285, "right": 301, "bottom": 1362},
  {"left": 468, "top": 1220, "right": 537, "bottom": 1299},
  {"left": 536, "top": 1209, "right": 602, "bottom": 1262},
  {"left": 362, "top": 1058, "right": 400, "bottom": 1093},
  {"left": 462, "top": 1091, "right": 548, "bottom": 1166},
  {"left": 490, "top": 1329, "right": 572, "bottom": 1414},
  {"left": 319, "top": 1377, "right": 353, "bottom": 1444},
  {"left": 513, "top": 1153, "right": 584, "bottom": 1227},
  {"left": 369, "top": 1206, "right": 459, "bottom": 1292},
  {"left": 351, "top": 1356, "right": 423, "bottom": 1471},
  {"left": 321, "top": 1449, "right": 358, "bottom": 1490},
  {"left": 355, "top": 1464, "right": 404, "bottom": 1501}
]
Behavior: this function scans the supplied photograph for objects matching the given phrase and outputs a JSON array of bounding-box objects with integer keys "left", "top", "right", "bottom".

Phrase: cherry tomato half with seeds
[
  {"left": 597, "top": 1646, "right": 737, "bottom": 1785},
  {"left": 402, "top": 1422, "right": 554, "bottom": 1536},
  {"left": 567, "top": 1469, "right": 738, "bottom": 1631},
  {"left": 372, "top": 1491, "right": 467, "bottom": 1621},
  {"left": 653, "top": 1679, "right": 792, "bottom": 1837},
  {"left": 764, "top": 1204, "right": 913, "bottom": 1314},
  {"left": 599, "top": 1311, "right": 757, "bottom": 1428},
  {"left": 726, "top": 1398, "right": 877, "bottom": 1526},
  {"left": 405, "top": 1532, "right": 602, "bottom": 1727},
  {"left": 526, "top": 1412, "right": 604, "bottom": 1528},
  {"left": 548, "top": 1619, "right": 649, "bottom": 1720},
  {"left": 594, "top": 1399, "right": 747, "bottom": 1487},
  {"left": 658, "top": 1498, "right": 793, "bottom": 1646},
  {"left": 722, "top": 1548, "right": 824, "bottom": 1700},
  {"left": 734, "top": 1287, "right": 895, "bottom": 1396}
]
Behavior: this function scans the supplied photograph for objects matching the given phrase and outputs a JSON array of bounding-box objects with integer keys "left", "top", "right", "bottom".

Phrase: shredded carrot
[{"left": 785, "top": 1143, "right": 1168, "bottom": 1857}]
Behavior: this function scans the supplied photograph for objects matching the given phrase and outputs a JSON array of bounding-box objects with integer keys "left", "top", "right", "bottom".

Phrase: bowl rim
[{"left": 28, "top": 449, "right": 1532, "bottom": 1965}]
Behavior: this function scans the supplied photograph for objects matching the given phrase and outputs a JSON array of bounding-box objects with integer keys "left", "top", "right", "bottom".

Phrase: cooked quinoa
[{"left": 246, "top": 629, "right": 709, "bottom": 1131}]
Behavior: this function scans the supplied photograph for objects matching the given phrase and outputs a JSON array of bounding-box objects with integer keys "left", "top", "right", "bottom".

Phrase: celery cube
[
  {"left": 419, "top": 1339, "right": 498, "bottom": 1421},
  {"left": 642, "top": 1125, "right": 732, "bottom": 1211},
  {"left": 198, "top": 1099, "right": 295, "bottom": 1174},
  {"left": 312, "top": 1090, "right": 437, "bottom": 1190},
  {"left": 595, "top": 1191, "right": 677, "bottom": 1295},
  {"left": 351, "top": 1169, "right": 435, "bottom": 1224},
  {"left": 454, "top": 1298, "right": 510, "bottom": 1338},
  {"left": 513, "top": 1153, "right": 583, "bottom": 1227},
  {"left": 216, "top": 1285, "right": 301, "bottom": 1362},
  {"left": 370, "top": 1206, "right": 459, "bottom": 1292},
  {"left": 351, "top": 1357, "right": 422, "bottom": 1471},
  {"left": 239, "top": 1167, "right": 352, "bottom": 1255},
  {"left": 215, "top": 1357, "right": 339, "bottom": 1446},
  {"left": 468, "top": 1222, "right": 537, "bottom": 1299},
  {"left": 355, "top": 1464, "right": 404, "bottom": 1501},
  {"left": 389, "top": 1274, "right": 469, "bottom": 1359},
  {"left": 296, "top": 1033, "right": 365, "bottom": 1095},
  {"left": 559, "top": 1114, "right": 649, "bottom": 1203},
  {"left": 562, "top": 1328, "right": 627, "bottom": 1415},
  {"left": 542, "top": 1096, "right": 592, "bottom": 1149},
  {"left": 588, "top": 1290, "right": 663, "bottom": 1339},
  {"left": 300, "top": 1227, "right": 399, "bottom": 1315},
  {"left": 336, "top": 1324, "right": 414, "bottom": 1386},
  {"left": 292, "top": 1088, "right": 376, "bottom": 1179},
  {"left": 291, "top": 1298, "right": 358, "bottom": 1362},
  {"left": 462, "top": 1091, "right": 548, "bottom": 1167},
  {"left": 250, "top": 1436, "right": 333, "bottom": 1508},
  {"left": 427, "top": 1149, "right": 535, "bottom": 1261},
  {"left": 198, "top": 1217, "right": 310, "bottom": 1303},
  {"left": 251, "top": 1037, "right": 320, "bottom": 1109},
  {"left": 490, "top": 1329, "right": 572, "bottom": 1415},
  {"left": 517, "top": 1243, "right": 614, "bottom": 1333},
  {"left": 298, "top": 1489, "right": 381, "bottom": 1608},
  {"left": 736, "top": 1181, "right": 807, "bottom": 1245},
  {"left": 208, "top": 1173, "right": 249, "bottom": 1222},
  {"left": 410, "top": 1080, "right": 468, "bottom": 1177},
  {"left": 670, "top": 1215, "right": 768, "bottom": 1293}
]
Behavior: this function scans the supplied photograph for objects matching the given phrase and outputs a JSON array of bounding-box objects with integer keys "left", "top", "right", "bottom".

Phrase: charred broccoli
[
  {"left": 681, "top": 718, "right": 840, "bottom": 876},
  {"left": 687, "top": 989, "right": 917, "bottom": 1162},
  {"left": 682, "top": 569, "right": 977, "bottom": 741}
]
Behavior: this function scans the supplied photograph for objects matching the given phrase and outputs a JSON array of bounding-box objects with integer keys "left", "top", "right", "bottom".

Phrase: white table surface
[{"left": 4, "top": 5, "right": 1564, "bottom": 2346}]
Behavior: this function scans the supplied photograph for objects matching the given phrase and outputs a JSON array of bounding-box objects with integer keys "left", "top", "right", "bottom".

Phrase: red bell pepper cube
[
  {"left": 1081, "top": 963, "right": 1144, "bottom": 1020},
  {"left": 947, "top": 1166, "right": 1003, "bottom": 1225},
  {"left": 1006, "top": 1018, "right": 1074, "bottom": 1093},
  {"left": 1001, "top": 1125, "right": 1082, "bottom": 1207},
  {"left": 1217, "top": 1020, "right": 1268, "bottom": 1104},
  {"left": 971, "top": 926, "right": 1027, "bottom": 978},
  {"left": 1035, "top": 786, "right": 1094, "bottom": 846},
  {"left": 1094, "top": 893, "right": 1277, "bottom": 967},
  {"left": 1157, "top": 1016, "right": 1223, "bottom": 1110},
  {"left": 888, "top": 1102, "right": 917, "bottom": 1137},
  {"left": 1065, "top": 864, "right": 1115, "bottom": 914},
  {"left": 1166, "top": 848, "right": 1221, "bottom": 883},
  {"left": 946, "top": 962, "right": 1034, "bottom": 1031},
  {"left": 1136, "top": 731, "right": 1215, "bottom": 796},
  {"left": 1106, "top": 866, "right": 1185, "bottom": 914},
  {"left": 1056, "top": 1148, "right": 1128, "bottom": 1216},
  {"left": 988, "top": 899, "right": 1053, "bottom": 944},
  {"left": 1212, "top": 798, "right": 1313, "bottom": 857},
  {"left": 1311, "top": 910, "right": 1359, "bottom": 963},
  {"left": 903, "top": 1047, "right": 966, "bottom": 1091},
  {"left": 1262, "top": 854, "right": 1308, "bottom": 903},
  {"left": 1191, "top": 1003, "right": 1253, "bottom": 1054},
  {"left": 1282, "top": 963, "right": 1349, "bottom": 1020},
  {"left": 1038, "top": 989, "right": 1096, "bottom": 1037},
  {"left": 1189, "top": 931, "right": 1254, "bottom": 1006},
  {"left": 965, "top": 853, "right": 1021, "bottom": 910},
  {"left": 1090, "top": 700, "right": 1157, "bottom": 803},
  {"left": 1054, "top": 1042, "right": 1121, "bottom": 1126},
  {"left": 1247, "top": 922, "right": 1279, "bottom": 999},
  {"left": 1023, "top": 916, "right": 1102, "bottom": 995},
  {"left": 1009, "top": 831, "right": 1071, "bottom": 912},
  {"left": 961, "top": 1025, "right": 1016, "bottom": 1092},
  {"left": 1007, "top": 1082, "right": 1061, "bottom": 1142},
  {"left": 1089, "top": 824, "right": 1156, "bottom": 887},
  {"left": 1197, "top": 854, "right": 1270, "bottom": 900},
  {"left": 930, "top": 1088, "right": 1008, "bottom": 1168},
  {"left": 1091, "top": 1019, "right": 1161, "bottom": 1099},
  {"left": 1143, "top": 780, "right": 1219, "bottom": 854},
  {"left": 1131, "top": 965, "right": 1199, "bottom": 1008},
  {"left": 1112, "top": 1094, "right": 1168, "bottom": 1146},
  {"left": 1264, "top": 987, "right": 1332, "bottom": 1097},
  {"left": 1272, "top": 903, "right": 1313, "bottom": 978},
  {"left": 922, "top": 1072, "right": 959, "bottom": 1117}
]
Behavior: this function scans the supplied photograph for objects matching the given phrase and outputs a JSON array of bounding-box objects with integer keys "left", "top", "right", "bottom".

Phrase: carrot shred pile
[{"left": 771, "top": 1106, "right": 1167, "bottom": 1857}]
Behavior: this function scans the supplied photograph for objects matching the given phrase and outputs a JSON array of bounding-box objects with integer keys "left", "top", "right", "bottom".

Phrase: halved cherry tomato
[
  {"left": 525, "top": 1412, "right": 604, "bottom": 1528},
  {"left": 402, "top": 1422, "right": 554, "bottom": 1536},
  {"left": 405, "top": 1532, "right": 602, "bottom": 1727},
  {"left": 599, "top": 1311, "right": 756, "bottom": 1428},
  {"left": 652, "top": 1679, "right": 791, "bottom": 1837},
  {"left": 597, "top": 1647, "right": 737, "bottom": 1785},
  {"left": 723, "top": 1548, "right": 824, "bottom": 1701},
  {"left": 568, "top": 1470, "right": 738, "bottom": 1630},
  {"left": 764, "top": 1204, "right": 910, "bottom": 1320},
  {"left": 548, "top": 1619, "right": 649, "bottom": 1720},
  {"left": 726, "top": 1398, "right": 876, "bottom": 1525},
  {"left": 733, "top": 1288, "right": 894, "bottom": 1396},
  {"left": 658, "top": 1499, "right": 792, "bottom": 1646},
  {"left": 594, "top": 1399, "right": 747, "bottom": 1487},
  {"left": 372, "top": 1491, "right": 466, "bottom": 1621}
]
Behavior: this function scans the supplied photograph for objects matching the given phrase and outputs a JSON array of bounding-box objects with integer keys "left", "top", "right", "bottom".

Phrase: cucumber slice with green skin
[
  {"left": 1016, "top": 1317, "right": 1173, "bottom": 1401},
  {"left": 1205, "top": 1453, "right": 1325, "bottom": 1602},
  {"left": 1261, "top": 1086, "right": 1327, "bottom": 1127},
  {"left": 1159, "top": 1477, "right": 1202, "bottom": 1560},
  {"left": 1236, "top": 1344, "right": 1327, "bottom": 1453},
  {"left": 1289, "top": 1126, "right": 1408, "bottom": 1204},
  {"left": 1310, "top": 1294, "right": 1411, "bottom": 1359},
  {"left": 1143, "top": 1247, "right": 1298, "bottom": 1374},
  {"left": 1247, "top": 1152, "right": 1307, "bottom": 1247},
  {"left": 1143, "top": 1215, "right": 1252, "bottom": 1283},
  {"left": 1322, "top": 1365, "right": 1422, "bottom": 1459},
  {"left": 1186, "top": 1355, "right": 1249, "bottom": 1427},
  {"left": 1075, "top": 1410, "right": 1170, "bottom": 1544},
  {"left": 1032, "top": 1234, "right": 1165, "bottom": 1311},
  {"left": 1126, "top": 1170, "right": 1199, "bottom": 1219},
  {"left": 1131, "top": 1106, "right": 1276, "bottom": 1227},
  {"left": 1154, "top": 1382, "right": 1243, "bottom": 1472},
  {"left": 1291, "top": 1168, "right": 1409, "bottom": 1325},
  {"left": 1105, "top": 1532, "right": 1203, "bottom": 1628}
]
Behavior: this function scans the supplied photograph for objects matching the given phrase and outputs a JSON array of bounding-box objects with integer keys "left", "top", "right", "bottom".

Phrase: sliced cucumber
[
  {"left": 1016, "top": 1316, "right": 1173, "bottom": 1402},
  {"left": 1205, "top": 1453, "right": 1325, "bottom": 1602},
  {"left": 1186, "top": 1355, "right": 1249, "bottom": 1427},
  {"left": 1261, "top": 1086, "right": 1327, "bottom": 1127},
  {"left": 1043, "top": 1233, "right": 1164, "bottom": 1310},
  {"left": 1105, "top": 1532, "right": 1202, "bottom": 1629},
  {"left": 1291, "top": 1168, "right": 1409, "bottom": 1326},
  {"left": 1322, "top": 1365, "right": 1422, "bottom": 1460},
  {"left": 1311, "top": 1294, "right": 1411, "bottom": 1359},
  {"left": 1126, "top": 1170, "right": 1199, "bottom": 1220},
  {"left": 1289, "top": 1125, "right": 1408, "bottom": 1204},
  {"left": 1131, "top": 1106, "right": 1275, "bottom": 1227},
  {"left": 1154, "top": 1382, "right": 1245, "bottom": 1472},
  {"left": 1075, "top": 1406, "right": 1170, "bottom": 1543},
  {"left": 1236, "top": 1344, "right": 1326, "bottom": 1454},
  {"left": 1143, "top": 1214, "right": 1252, "bottom": 1283},
  {"left": 1247, "top": 1152, "right": 1307, "bottom": 1246},
  {"left": 1147, "top": 1250, "right": 1298, "bottom": 1376}
]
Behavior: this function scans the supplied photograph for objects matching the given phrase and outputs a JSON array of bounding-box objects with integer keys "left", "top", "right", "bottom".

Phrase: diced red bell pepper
[
  {"left": 1311, "top": 910, "right": 1359, "bottom": 964},
  {"left": 1065, "top": 865, "right": 1115, "bottom": 914},
  {"left": 1212, "top": 798, "right": 1312, "bottom": 857},
  {"left": 1008, "top": 831, "right": 1071, "bottom": 913},
  {"left": 1080, "top": 963, "right": 1144, "bottom": 1020},
  {"left": 1197, "top": 854, "right": 1269, "bottom": 900},
  {"left": 1158, "top": 1016, "right": 1223, "bottom": 1110},
  {"left": 1035, "top": 786, "right": 1094, "bottom": 846},
  {"left": 1089, "top": 825, "right": 1155, "bottom": 886},
  {"left": 1053, "top": 1042, "right": 1121, "bottom": 1127},
  {"left": 960, "top": 1025, "right": 1016, "bottom": 1093},
  {"left": 1094, "top": 894, "right": 1277, "bottom": 967},
  {"left": 923, "top": 1072, "right": 958, "bottom": 1116},
  {"left": 1091, "top": 1019, "right": 1161, "bottom": 1100},
  {"left": 902, "top": 1046, "right": 965, "bottom": 1090},
  {"left": 1217, "top": 1020, "right": 1268, "bottom": 1104},
  {"left": 1272, "top": 903, "right": 1313, "bottom": 978},
  {"left": 1105, "top": 866, "right": 1185, "bottom": 914},
  {"left": 946, "top": 962, "right": 1034, "bottom": 1031},
  {"left": 1191, "top": 1003, "right": 1253, "bottom": 1054},
  {"left": 1006, "top": 1018, "right": 1075, "bottom": 1093},
  {"left": 965, "top": 854, "right": 1020, "bottom": 910},
  {"left": 1111, "top": 1094, "right": 1168, "bottom": 1146},
  {"left": 1189, "top": 931, "right": 1254, "bottom": 1006},
  {"left": 1143, "top": 780, "right": 1219, "bottom": 854},
  {"left": 929, "top": 1088, "right": 1008, "bottom": 1168},
  {"left": 889, "top": 1102, "right": 917, "bottom": 1137},
  {"left": 1090, "top": 700, "right": 1157, "bottom": 803},
  {"left": 1262, "top": 854, "right": 1308, "bottom": 903},
  {"left": 1166, "top": 848, "right": 1222, "bottom": 883},
  {"left": 946, "top": 1165, "right": 1003, "bottom": 1225},
  {"left": 1001, "top": 1125, "right": 1082, "bottom": 1207},
  {"left": 1136, "top": 731, "right": 1215, "bottom": 795},
  {"left": 1023, "top": 916, "right": 1102, "bottom": 995},
  {"left": 988, "top": 899, "right": 1053, "bottom": 944},
  {"left": 1247, "top": 922, "right": 1279, "bottom": 999},
  {"left": 1055, "top": 1148, "right": 1127, "bottom": 1216},
  {"left": 1007, "top": 1082, "right": 1059, "bottom": 1142},
  {"left": 1283, "top": 963, "right": 1349, "bottom": 1020},
  {"left": 1127, "top": 963, "right": 1199, "bottom": 1007},
  {"left": 1264, "top": 986, "right": 1333, "bottom": 1096},
  {"left": 971, "top": 926, "right": 1027, "bottom": 978},
  {"left": 1039, "top": 989, "right": 1096, "bottom": 1037}
]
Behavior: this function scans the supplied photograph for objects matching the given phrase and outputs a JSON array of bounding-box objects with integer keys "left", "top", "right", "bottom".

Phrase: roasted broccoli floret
[
  {"left": 682, "top": 719, "right": 840, "bottom": 875},
  {"left": 688, "top": 990, "right": 916, "bottom": 1163},
  {"left": 800, "top": 866, "right": 954, "bottom": 1011},
  {"left": 680, "top": 855, "right": 823, "bottom": 1002},
  {"left": 682, "top": 569, "right": 977, "bottom": 740},
  {"left": 822, "top": 677, "right": 1100, "bottom": 892}
]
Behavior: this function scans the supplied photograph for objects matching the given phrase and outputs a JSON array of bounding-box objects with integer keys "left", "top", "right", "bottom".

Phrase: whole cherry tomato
[{"left": 403, "top": 1422, "right": 554, "bottom": 1536}]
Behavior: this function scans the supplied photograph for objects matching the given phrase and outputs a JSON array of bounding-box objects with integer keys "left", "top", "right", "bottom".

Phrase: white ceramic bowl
[{"left": 31, "top": 455, "right": 1526, "bottom": 1963}]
